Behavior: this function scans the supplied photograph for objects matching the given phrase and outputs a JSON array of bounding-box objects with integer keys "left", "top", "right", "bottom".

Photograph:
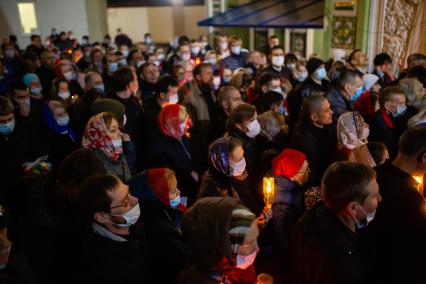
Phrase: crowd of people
[{"left": 0, "top": 28, "right": 426, "bottom": 283}]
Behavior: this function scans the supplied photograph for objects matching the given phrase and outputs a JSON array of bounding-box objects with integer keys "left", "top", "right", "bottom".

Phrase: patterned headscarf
[
  {"left": 158, "top": 104, "right": 189, "bottom": 138},
  {"left": 209, "top": 137, "right": 232, "bottom": 177},
  {"left": 82, "top": 112, "right": 122, "bottom": 161}
]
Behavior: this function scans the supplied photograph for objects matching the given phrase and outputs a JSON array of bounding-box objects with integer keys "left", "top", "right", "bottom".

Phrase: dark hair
[
  {"left": 21, "top": 51, "right": 38, "bottom": 62},
  {"left": 379, "top": 86, "right": 406, "bottom": 107},
  {"left": 335, "top": 69, "right": 362, "bottom": 90},
  {"left": 259, "top": 72, "right": 280, "bottom": 88},
  {"left": 268, "top": 35, "right": 279, "bottom": 40},
  {"left": 285, "top": 53, "right": 298, "bottom": 63},
  {"left": 178, "top": 36, "right": 190, "bottom": 45},
  {"left": 156, "top": 75, "right": 178, "bottom": 94},
  {"left": 90, "top": 47, "right": 103, "bottom": 60},
  {"left": 12, "top": 81, "right": 28, "bottom": 92},
  {"left": 373, "top": 53, "right": 392, "bottom": 66},
  {"left": 0, "top": 96, "right": 14, "bottom": 116},
  {"left": 111, "top": 66, "right": 134, "bottom": 92},
  {"left": 193, "top": 63, "right": 212, "bottom": 77},
  {"left": 137, "top": 62, "right": 156, "bottom": 76},
  {"left": 226, "top": 103, "right": 256, "bottom": 131},
  {"left": 270, "top": 46, "right": 284, "bottom": 53},
  {"left": 348, "top": 49, "right": 362, "bottom": 64},
  {"left": 398, "top": 125, "right": 426, "bottom": 157},
  {"left": 30, "top": 34, "right": 40, "bottom": 41},
  {"left": 76, "top": 174, "right": 119, "bottom": 230},
  {"left": 322, "top": 161, "right": 376, "bottom": 213},
  {"left": 366, "top": 142, "right": 388, "bottom": 165},
  {"left": 407, "top": 66, "right": 426, "bottom": 88},
  {"left": 262, "top": 91, "right": 283, "bottom": 111},
  {"left": 57, "top": 149, "right": 106, "bottom": 185},
  {"left": 407, "top": 53, "right": 426, "bottom": 69},
  {"left": 300, "top": 94, "right": 327, "bottom": 121},
  {"left": 128, "top": 49, "right": 142, "bottom": 62},
  {"left": 218, "top": 86, "right": 239, "bottom": 107}
]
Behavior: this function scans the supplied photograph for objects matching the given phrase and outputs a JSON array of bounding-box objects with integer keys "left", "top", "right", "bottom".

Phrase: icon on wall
[
  {"left": 332, "top": 16, "right": 356, "bottom": 49},
  {"left": 290, "top": 31, "right": 306, "bottom": 58}
]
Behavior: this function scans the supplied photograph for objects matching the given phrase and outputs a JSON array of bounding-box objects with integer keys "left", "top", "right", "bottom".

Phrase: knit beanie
[
  {"left": 229, "top": 205, "right": 256, "bottom": 254},
  {"left": 306, "top": 58, "right": 324, "bottom": 75}
]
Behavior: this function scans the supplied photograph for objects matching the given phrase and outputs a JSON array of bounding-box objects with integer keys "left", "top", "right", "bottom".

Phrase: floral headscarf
[
  {"left": 82, "top": 113, "right": 122, "bottom": 161},
  {"left": 337, "top": 111, "right": 369, "bottom": 150},
  {"left": 158, "top": 104, "right": 191, "bottom": 138},
  {"left": 208, "top": 137, "right": 232, "bottom": 177}
]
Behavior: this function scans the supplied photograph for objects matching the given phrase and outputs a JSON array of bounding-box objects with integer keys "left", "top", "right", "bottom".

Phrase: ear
[
  {"left": 261, "top": 86, "right": 268, "bottom": 94},
  {"left": 345, "top": 201, "right": 358, "bottom": 216},
  {"left": 344, "top": 84, "right": 352, "bottom": 93},
  {"left": 310, "top": 113, "right": 318, "bottom": 122},
  {"left": 94, "top": 212, "right": 110, "bottom": 224},
  {"left": 235, "top": 122, "right": 245, "bottom": 132},
  {"left": 196, "top": 74, "right": 202, "bottom": 81},
  {"left": 222, "top": 100, "right": 229, "bottom": 110}
]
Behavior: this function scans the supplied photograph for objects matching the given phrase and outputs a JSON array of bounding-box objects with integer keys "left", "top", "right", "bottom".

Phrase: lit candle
[
  {"left": 263, "top": 177, "right": 275, "bottom": 209},
  {"left": 413, "top": 175, "right": 424, "bottom": 196}
]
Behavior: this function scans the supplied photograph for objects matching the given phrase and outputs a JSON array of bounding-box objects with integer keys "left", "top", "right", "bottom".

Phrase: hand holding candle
[{"left": 263, "top": 177, "right": 275, "bottom": 209}]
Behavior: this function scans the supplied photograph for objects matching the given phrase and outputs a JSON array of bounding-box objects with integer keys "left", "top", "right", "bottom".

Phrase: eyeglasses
[
  {"left": 110, "top": 191, "right": 130, "bottom": 209},
  {"left": 297, "top": 167, "right": 311, "bottom": 175}
]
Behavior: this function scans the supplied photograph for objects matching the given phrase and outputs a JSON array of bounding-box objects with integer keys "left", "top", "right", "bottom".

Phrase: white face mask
[
  {"left": 56, "top": 114, "right": 70, "bottom": 126},
  {"left": 287, "top": 63, "right": 296, "bottom": 70},
  {"left": 246, "top": 119, "right": 261, "bottom": 138},
  {"left": 63, "top": 71, "right": 76, "bottom": 81},
  {"left": 272, "top": 55, "right": 285, "bottom": 67},
  {"left": 157, "top": 53, "right": 165, "bottom": 61},
  {"left": 111, "top": 138, "right": 123, "bottom": 149},
  {"left": 168, "top": 93, "right": 179, "bottom": 104},
  {"left": 213, "top": 76, "right": 221, "bottom": 90},
  {"left": 351, "top": 203, "right": 376, "bottom": 229},
  {"left": 270, "top": 86, "right": 282, "bottom": 95},
  {"left": 230, "top": 158, "right": 246, "bottom": 177},
  {"left": 181, "top": 52, "right": 191, "bottom": 61},
  {"left": 191, "top": 47, "right": 200, "bottom": 54},
  {"left": 0, "top": 244, "right": 12, "bottom": 270},
  {"left": 236, "top": 251, "right": 257, "bottom": 270},
  {"left": 121, "top": 49, "right": 129, "bottom": 57},
  {"left": 110, "top": 203, "right": 140, "bottom": 227},
  {"left": 136, "top": 60, "right": 145, "bottom": 68},
  {"left": 58, "top": 91, "right": 71, "bottom": 100},
  {"left": 219, "top": 42, "right": 228, "bottom": 50}
]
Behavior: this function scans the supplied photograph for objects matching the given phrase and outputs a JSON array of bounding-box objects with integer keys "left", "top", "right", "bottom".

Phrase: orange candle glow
[{"left": 263, "top": 177, "right": 274, "bottom": 209}]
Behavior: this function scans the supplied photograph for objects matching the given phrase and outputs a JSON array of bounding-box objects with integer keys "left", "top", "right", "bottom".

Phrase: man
[
  {"left": 54, "top": 31, "right": 72, "bottom": 52},
  {"left": 254, "top": 72, "right": 282, "bottom": 114},
  {"left": 181, "top": 63, "right": 216, "bottom": 170},
  {"left": 290, "top": 161, "right": 381, "bottom": 284},
  {"left": 210, "top": 86, "right": 243, "bottom": 141},
  {"left": 287, "top": 57, "right": 329, "bottom": 127},
  {"left": 262, "top": 45, "right": 292, "bottom": 82},
  {"left": 244, "top": 50, "right": 262, "bottom": 77},
  {"left": 87, "top": 48, "right": 104, "bottom": 73},
  {"left": 222, "top": 36, "right": 248, "bottom": 72},
  {"left": 128, "top": 49, "right": 145, "bottom": 69},
  {"left": 77, "top": 44, "right": 93, "bottom": 72},
  {"left": 12, "top": 81, "right": 43, "bottom": 127},
  {"left": 21, "top": 51, "right": 40, "bottom": 74},
  {"left": 75, "top": 174, "right": 150, "bottom": 283},
  {"left": 138, "top": 63, "right": 160, "bottom": 105},
  {"left": 25, "top": 34, "right": 45, "bottom": 56},
  {"left": 0, "top": 96, "right": 46, "bottom": 204},
  {"left": 72, "top": 72, "right": 105, "bottom": 139},
  {"left": 110, "top": 66, "right": 141, "bottom": 139},
  {"left": 36, "top": 50, "right": 56, "bottom": 99},
  {"left": 165, "top": 43, "right": 191, "bottom": 73},
  {"left": 346, "top": 49, "right": 369, "bottom": 76},
  {"left": 362, "top": 126, "right": 426, "bottom": 284},
  {"left": 216, "top": 34, "right": 230, "bottom": 60},
  {"left": 372, "top": 53, "right": 394, "bottom": 87},
  {"left": 289, "top": 95, "right": 336, "bottom": 186},
  {"left": 368, "top": 86, "right": 408, "bottom": 158},
  {"left": 264, "top": 35, "right": 280, "bottom": 56},
  {"left": 326, "top": 69, "right": 363, "bottom": 122},
  {"left": 101, "top": 51, "right": 118, "bottom": 95}
]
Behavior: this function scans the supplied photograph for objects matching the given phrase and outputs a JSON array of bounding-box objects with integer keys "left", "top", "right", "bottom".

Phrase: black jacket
[
  {"left": 110, "top": 93, "right": 142, "bottom": 140},
  {"left": 289, "top": 120, "right": 336, "bottom": 186},
  {"left": 145, "top": 134, "right": 198, "bottom": 203},
  {"left": 290, "top": 203, "right": 366, "bottom": 284},
  {"left": 359, "top": 163, "right": 426, "bottom": 284},
  {"left": 326, "top": 87, "right": 353, "bottom": 122}
]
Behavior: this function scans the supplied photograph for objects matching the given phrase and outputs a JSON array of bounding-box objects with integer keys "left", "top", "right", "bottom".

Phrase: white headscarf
[{"left": 337, "top": 111, "right": 369, "bottom": 149}]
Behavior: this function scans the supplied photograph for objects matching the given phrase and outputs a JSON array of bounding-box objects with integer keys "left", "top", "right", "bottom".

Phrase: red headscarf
[
  {"left": 158, "top": 104, "right": 191, "bottom": 138},
  {"left": 82, "top": 113, "right": 123, "bottom": 161},
  {"left": 271, "top": 148, "right": 306, "bottom": 179},
  {"left": 147, "top": 168, "right": 187, "bottom": 212}
]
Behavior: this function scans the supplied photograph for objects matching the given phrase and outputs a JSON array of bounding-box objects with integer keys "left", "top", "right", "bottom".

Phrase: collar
[
  {"left": 272, "top": 65, "right": 282, "bottom": 72},
  {"left": 380, "top": 109, "right": 394, "bottom": 129},
  {"left": 92, "top": 222, "right": 127, "bottom": 242}
]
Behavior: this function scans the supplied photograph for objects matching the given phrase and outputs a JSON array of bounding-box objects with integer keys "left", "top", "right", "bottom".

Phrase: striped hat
[{"left": 229, "top": 205, "right": 256, "bottom": 254}]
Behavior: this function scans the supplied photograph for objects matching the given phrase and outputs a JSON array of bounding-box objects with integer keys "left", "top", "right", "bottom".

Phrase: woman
[
  {"left": 43, "top": 100, "right": 78, "bottom": 166},
  {"left": 129, "top": 168, "right": 190, "bottom": 283},
  {"left": 82, "top": 112, "right": 134, "bottom": 182},
  {"left": 177, "top": 197, "right": 259, "bottom": 284},
  {"left": 270, "top": 148, "right": 310, "bottom": 250},
  {"left": 145, "top": 104, "right": 198, "bottom": 203},
  {"left": 50, "top": 78, "right": 77, "bottom": 109},
  {"left": 198, "top": 137, "right": 259, "bottom": 213},
  {"left": 55, "top": 59, "right": 84, "bottom": 98},
  {"left": 398, "top": 77, "right": 426, "bottom": 111},
  {"left": 226, "top": 103, "right": 260, "bottom": 175}
]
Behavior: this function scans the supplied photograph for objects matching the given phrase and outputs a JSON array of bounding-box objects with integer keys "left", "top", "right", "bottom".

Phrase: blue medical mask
[
  {"left": 351, "top": 86, "right": 363, "bottom": 101},
  {"left": 0, "top": 120, "right": 15, "bottom": 135},
  {"left": 170, "top": 195, "right": 181, "bottom": 208},
  {"left": 56, "top": 114, "right": 70, "bottom": 126},
  {"left": 108, "top": 62, "right": 118, "bottom": 73},
  {"left": 351, "top": 203, "right": 376, "bottom": 229},
  {"left": 31, "top": 87, "right": 42, "bottom": 95},
  {"left": 231, "top": 46, "right": 241, "bottom": 55},
  {"left": 278, "top": 105, "right": 286, "bottom": 114},
  {"left": 392, "top": 105, "right": 407, "bottom": 117},
  {"left": 118, "top": 58, "right": 127, "bottom": 66},
  {"left": 314, "top": 67, "right": 327, "bottom": 81},
  {"left": 94, "top": 84, "right": 105, "bottom": 94}
]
